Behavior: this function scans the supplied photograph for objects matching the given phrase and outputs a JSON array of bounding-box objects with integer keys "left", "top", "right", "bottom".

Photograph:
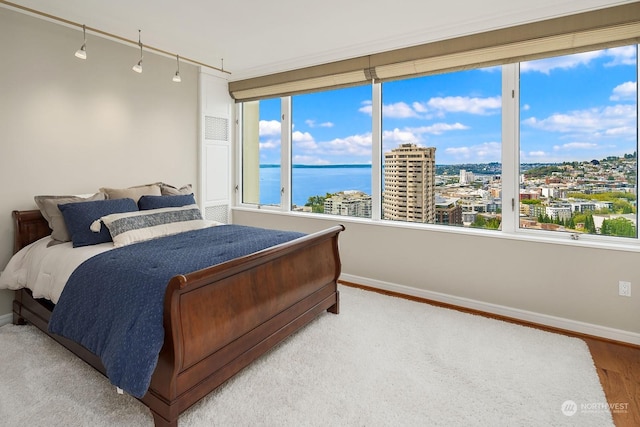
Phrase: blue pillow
[
  {"left": 58, "top": 198, "right": 138, "bottom": 247},
  {"left": 138, "top": 193, "right": 196, "bottom": 210}
]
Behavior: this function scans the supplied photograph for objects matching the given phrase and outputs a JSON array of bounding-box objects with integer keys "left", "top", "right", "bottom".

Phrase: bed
[{"left": 7, "top": 208, "right": 344, "bottom": 426}]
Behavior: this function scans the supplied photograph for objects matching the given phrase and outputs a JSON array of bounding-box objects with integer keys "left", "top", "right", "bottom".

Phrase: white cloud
[
  {"left": 292, "top": 130, "right": 314, "bottom": 142},
  {"left": 604, "top": 45, "right": 637, "bottom": 67},
  {"left": 379, "top": 123, "right": 469, "bottom": 153},
  {"left": 474, "top": 141, "right": 501, "bottom": 159},
  {"left": 383, "top": 102, "right": 420, "bottom": 118},
  {"left": 521, "top": 50, "right": 603, "bottom": 74},
  {"left": 259, "top": 140, "right": 280, "bottom": 150},
  {"left": 324, "top": 133, "right": 372, "bottom": 157},
  {"left": 363, "top": 96, "right": 500, "bottom": 119},
  {"left": 552, "top": 142, "right": 598, "bottom": 151},
  {"left": 259, "top": 119, "right": 281, "bottom": 136},
  {"left": 527, "top": 150, "right": 547, "bottom": 157},
  {"left": 305, "top": 119, "right": 334, "bottom": 128},
  {"left": 604, "top": 126, "right": 635, "bottom": 136},
  {"left": 424, "top": 96, "right": 501, "bottom": 115},
  {"left": 443, "top": 141, "right": 501, "bottom": 162},
  {"left": 382, "top": 128, "right": 421, "bottom": 145},
  {"left": 409, "top": 122, "right": 469, "bottom": 135},
  {"left": 520, "top": 46, "right": 636, "bottom": 75},
  {"left": 293, "top": 132, "right": 373, "bottom": 163},
  {"left": 358, "top": 100, "right": 372, "bottom": 115},
  {"left": 412, "top": 102, "right": 428, "bottom": 113},
  {"left": 292, "top": 130, "right": 317, "bottom": 150},
  {"left": 522, "top": 104, "right": 636, "bottom": 137},
  {"left": 522, "top": 104, "right": 530, "bottom": 111},
  {"left": 610, "top": 81, "right": 637, "bottom": 101},
  {"left": 359, "top": 101, "right": 421, "bottom": 118},
  {"left": 292, "top": 155, "right": 330, "bottom": 165}
]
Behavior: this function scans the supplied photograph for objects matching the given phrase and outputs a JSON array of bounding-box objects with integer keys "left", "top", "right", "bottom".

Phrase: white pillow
[{"left": 92, "top": 204, "right": 218, "bottom": 247}]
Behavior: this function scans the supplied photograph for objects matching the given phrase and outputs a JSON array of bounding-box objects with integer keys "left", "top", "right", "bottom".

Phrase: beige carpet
[{"left": 0, "top": 285, "right": 613, "bottom": 426}]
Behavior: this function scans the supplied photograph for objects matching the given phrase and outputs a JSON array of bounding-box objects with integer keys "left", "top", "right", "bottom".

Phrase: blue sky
[{"left": 258, "top": 45, "right": 637, "bottom": 165}]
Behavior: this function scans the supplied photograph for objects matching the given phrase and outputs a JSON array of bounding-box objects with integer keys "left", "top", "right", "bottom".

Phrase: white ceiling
[{"left": 3, "top": 0, "right": 636, "bottom": 81}]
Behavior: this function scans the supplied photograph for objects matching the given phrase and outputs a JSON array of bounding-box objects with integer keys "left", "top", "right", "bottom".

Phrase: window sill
[{"left": 232, "top": 205, "right": 640, "bottom": 253}]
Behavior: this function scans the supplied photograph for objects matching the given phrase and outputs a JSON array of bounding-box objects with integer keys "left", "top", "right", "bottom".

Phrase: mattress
[{"left": 0, "top": 237, "right": 112, "bottom": 303}]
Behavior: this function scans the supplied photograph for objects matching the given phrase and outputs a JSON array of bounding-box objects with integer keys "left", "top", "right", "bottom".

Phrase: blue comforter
[{"left": 48, "top": 225, "right": 305, "bottom": 398}]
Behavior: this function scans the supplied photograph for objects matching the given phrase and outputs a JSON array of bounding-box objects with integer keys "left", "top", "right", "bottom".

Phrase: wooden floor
[
  {"left": 585, "top": 338, "right": 640, "bottom": 427},
  {"left": 341, "top": 282, "right": 640, "bottom": 427}
]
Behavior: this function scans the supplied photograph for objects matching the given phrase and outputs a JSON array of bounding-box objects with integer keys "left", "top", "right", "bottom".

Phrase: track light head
[
  {"left": 75, "top": 24, "right": 87, "bottom": 59},
  {"left": 132, "top": 29, "right": 143, "bottom": 73},
  {"left": 75, "top": 44, "right": 87, "bottom": 60},
  {"left": 172, "top": 54, "right": 181, "bottom": 82}
]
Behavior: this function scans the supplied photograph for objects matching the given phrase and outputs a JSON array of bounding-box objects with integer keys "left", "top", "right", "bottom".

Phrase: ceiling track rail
[{"left": 0, "top": 0, "right": 230, "bottom": 75}]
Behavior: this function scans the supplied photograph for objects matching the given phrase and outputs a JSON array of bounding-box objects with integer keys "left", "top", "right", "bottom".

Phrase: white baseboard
[
  {"left": 0, "top": 313, "right": 13, "bottom": 327},
  {"left": 339, "top": 273, "right": 640, "bottom": 346}
]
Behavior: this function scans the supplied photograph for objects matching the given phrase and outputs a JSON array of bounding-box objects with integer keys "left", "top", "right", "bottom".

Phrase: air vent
[
  {"left": 205, "top": 205, "right": 228, "bottom": 223},
  {"left": 204, "top": 116, "right": 229, "bottom": 141}
]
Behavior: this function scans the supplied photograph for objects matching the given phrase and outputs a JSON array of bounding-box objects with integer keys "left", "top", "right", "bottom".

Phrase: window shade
[
  {"left": 229, "top": 57, "right": 371, "bottom": 102},
  {"left": 230, "top": 69, "right": 369, "bottom": 101},
  {"left": 374, "top": 22, "right": 640, "bottom": 82},
  {"left": 229, "top": 3, "right": 640, "bottom": 101}
]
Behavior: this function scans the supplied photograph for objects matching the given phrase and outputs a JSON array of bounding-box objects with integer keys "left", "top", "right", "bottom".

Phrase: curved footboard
[{"left": 145, "top": 225, "right": 344, "bottom": 426}]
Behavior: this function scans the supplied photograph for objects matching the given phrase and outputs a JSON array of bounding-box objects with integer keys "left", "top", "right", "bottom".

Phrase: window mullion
[
  {"left": 372, "top": 82, "right": 382, "bottom": 221},
  {"left": 501, "top": 63, "right": 519, "bottom": 234},
  {"left": 636, "top": 43, "right": 639, "bottom": 241},
  {"left": 281, "top": 97, "right": 292, "bottom": 211}
]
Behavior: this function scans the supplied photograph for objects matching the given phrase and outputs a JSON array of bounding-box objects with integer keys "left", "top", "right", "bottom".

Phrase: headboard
[{"left": 12, "top": 210, "right": 51, "bottom": 254}]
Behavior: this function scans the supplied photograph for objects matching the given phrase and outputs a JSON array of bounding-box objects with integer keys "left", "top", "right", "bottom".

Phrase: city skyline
[{"left": 257, "top": 45, "right": 637, "bottom": 166}]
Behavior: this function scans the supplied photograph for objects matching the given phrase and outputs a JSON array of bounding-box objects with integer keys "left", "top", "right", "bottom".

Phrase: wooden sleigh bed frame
[{"left": 11, "top": 209, "right": 344, "bottom": 426}]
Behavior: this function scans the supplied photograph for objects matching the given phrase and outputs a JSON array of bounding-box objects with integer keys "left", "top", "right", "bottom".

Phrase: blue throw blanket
[{"left": 48, "top": 225, "right": 305, "bottom": 398}]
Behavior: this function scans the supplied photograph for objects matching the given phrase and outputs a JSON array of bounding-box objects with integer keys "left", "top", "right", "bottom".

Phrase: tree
[
  {"left": 584, "top": 213, "right": 596, "bottom": 234},
  {"left": 471, "top": 215, "right": 487, "bottom": 228},
  {"left": 601, "top": 217, "right": 636, "bottom": 237},
  {"left": 486, "top": 217, "right": 501, "bottom": 229},
  {"left": 471, "top": 215, "right": 501, "bottom": 230},
  {"left": 612, "top": 199, "right": 634, "bottom": 214},
  {"left": 305, "top": 193, "right": 332, "bottom": 213}
]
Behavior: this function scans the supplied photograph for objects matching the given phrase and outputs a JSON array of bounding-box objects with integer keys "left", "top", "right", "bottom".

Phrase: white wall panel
[{"left": 199, "top": 71, "right": 234, "bottom": 223}]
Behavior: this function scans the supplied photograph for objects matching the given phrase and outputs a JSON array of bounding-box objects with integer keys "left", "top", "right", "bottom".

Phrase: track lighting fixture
[
  {"left": 13, "top": 2, "right": 228, "bottom": 75},
  {"left": 132, "top": 29, "right": 143, "bottom": 73},
  {"left": 75, "top": 24, "right": 87, "bottom": 59},
  {"left": 172, "top": 54, "right": 182, "bottom": 82}
]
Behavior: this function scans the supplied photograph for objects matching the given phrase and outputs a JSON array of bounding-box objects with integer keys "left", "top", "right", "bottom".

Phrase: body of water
[{"left": 259, "top": 165, "right": 372, "bottom": 206}]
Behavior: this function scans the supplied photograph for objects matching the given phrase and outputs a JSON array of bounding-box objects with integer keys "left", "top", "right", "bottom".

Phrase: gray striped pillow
[{"left": 93, "top": 204, "right": 217, "bottom": 247}]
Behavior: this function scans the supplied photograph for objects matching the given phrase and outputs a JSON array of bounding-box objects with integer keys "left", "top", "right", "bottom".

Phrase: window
[
  {"left": 519, "top": 46, "right": 638, "bottom": 238},
  {"left": 381, "top": 67, "right": 502, "bottom": 229},
  {"left": 242, "top": 98, "right": 281, "bottom": 206},
  {"left": 290, "top": 85, "right": 372, "bottom": 217},
  {"left": 238, "top": 43, "right": 639, "bottom": 246}
]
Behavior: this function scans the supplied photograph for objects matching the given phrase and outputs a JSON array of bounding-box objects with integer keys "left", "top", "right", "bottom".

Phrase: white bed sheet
[{"left": 0, "top": 237, "right": 113, "bottom": 304}]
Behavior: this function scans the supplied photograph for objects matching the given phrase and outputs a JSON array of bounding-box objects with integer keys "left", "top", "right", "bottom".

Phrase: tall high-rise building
[{"left": 382, "top": 143, "right": 436, "bottom": 223}]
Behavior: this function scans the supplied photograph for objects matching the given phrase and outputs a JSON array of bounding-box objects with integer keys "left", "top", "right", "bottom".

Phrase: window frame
[{"left": 235, "top": 45, "right": 640, "bottom": 252}]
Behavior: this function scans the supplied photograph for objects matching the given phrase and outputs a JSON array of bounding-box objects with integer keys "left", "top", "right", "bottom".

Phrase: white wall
[
  {"left": 0, "top": 8, "right": 199, "bottom": 315},
  {"left": 232, "top": 209, "right": 640, "bottom": 343}
]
